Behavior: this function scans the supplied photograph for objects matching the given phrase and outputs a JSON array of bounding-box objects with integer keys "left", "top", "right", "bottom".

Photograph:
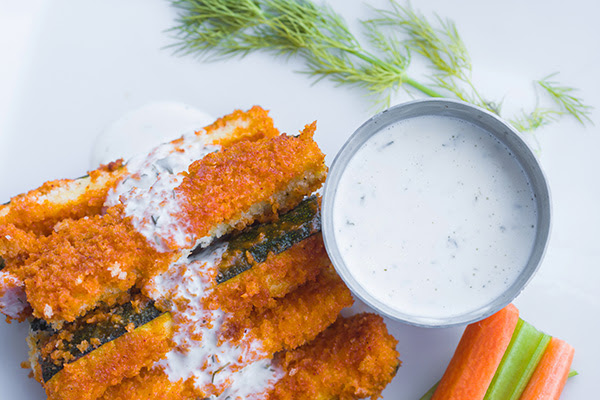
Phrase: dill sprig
[
  {"left": 367, "top": 3, "right": 502, "bottom": 114},
  {"left": 169, "top": 0, "right": 592, "bottom": 131},
  {"left": 537, "top": 73, "right": 593, "bottom": 125},
  {"left": 509, "top": 73, "right": 593, "bottom": 132},
  {"left": 170, "top": 0, "right": 441, "bottom": 106}
]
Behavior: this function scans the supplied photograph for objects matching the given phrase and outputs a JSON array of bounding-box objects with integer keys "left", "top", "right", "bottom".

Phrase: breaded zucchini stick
[
  {"left": 37, "top": 266, "right": 351, "bottom": 400},
  {"left": 2, "top": 114, "right": 326, "bottom": 326},
  {"left": 207, "top": 195, "right": 325, "bottom": 317},
  {"left": 0, "top": 106, "right": 277, "bottom": 238},
  {"left": 98, "top": 314, "right": 399, "bottom": 400},
  {"left": 268, "top": 313, "right": 400, "bottom": 400},
  {"left": 31, "top": 204, "right": 347, "bottom": 400},
  {"left": 0, "top": 162, "right": 126, "bottom": 237},
  {"left": 0, "top": 106, "right": 280, "bottom": 321},
  {"left": 42, "top": 313, "right": 173, "bottom": 400},
  {"left": 208, "top": 233, "right": 329, "bottom": 318},
  {"left": 29, "top": 296, "right": 167, "bottom": 383},
  {"left": 221, "top": 265, "right": 353, "bottom": 354}
]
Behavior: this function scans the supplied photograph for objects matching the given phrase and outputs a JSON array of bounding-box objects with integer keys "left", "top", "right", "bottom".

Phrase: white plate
[{"left": 1, "top": 1, "right": 599, "bottom": 398}]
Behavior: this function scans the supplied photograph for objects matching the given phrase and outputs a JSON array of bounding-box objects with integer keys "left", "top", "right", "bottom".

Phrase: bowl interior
[{"left": 321, "top": 99, "right": 551, "bottom": 327}]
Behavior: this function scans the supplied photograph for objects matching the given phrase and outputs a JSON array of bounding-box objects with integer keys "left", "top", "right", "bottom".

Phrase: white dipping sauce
[
  {"left": 332, "top": 115, "right": 537, "bottom": 321},
  {"left": 90, "top": 101, "right": 214, "bottom": 168}
]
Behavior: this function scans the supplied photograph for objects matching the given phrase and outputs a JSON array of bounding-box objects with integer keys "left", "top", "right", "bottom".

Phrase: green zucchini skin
[
  {"left": 31, "top": 195, "right": 320, "bottom": 381},
  {"left": 36, "top": 300, "right": 163, "bottom": 383},
  {"left": 214, "top": 195, "right": 321, "bottom": 284},
  {"left": 30, "top": 318, "right": 56, "bottom": 334},
  {"left": 0, "top": 256, "right": 5, "bottom": 270}
]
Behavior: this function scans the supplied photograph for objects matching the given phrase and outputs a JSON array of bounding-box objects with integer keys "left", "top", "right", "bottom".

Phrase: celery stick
[
  {"left": 418, "top": 382, "right": 438, "bottom": 400},
  {"left": 568, "top": 370, "right": 578, "bottom": 378},
  {"left": 483, "top": 318, "right": 551, "bottom": 400}
]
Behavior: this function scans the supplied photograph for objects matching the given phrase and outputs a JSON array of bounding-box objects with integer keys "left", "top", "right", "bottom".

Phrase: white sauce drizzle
[
  {"left": 91, "top": 101, "right": 215, "bottom": 168},
  {"left": 146, "top": 244, "right": 282, "bottom": 399},
  {"left": 104, "top": 132, "right": 220, "bottom": 252},
  {"left": 97, "top": 104, "right": 283, "bottom": 396},
  {"left": 0, "top": 271, "right": 28, "bottom": 318},
  {"left": 333, "top": 115, "right": 537, "bottom": 322}
]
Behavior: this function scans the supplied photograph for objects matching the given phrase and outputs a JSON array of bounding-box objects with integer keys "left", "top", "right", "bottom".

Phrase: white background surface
[{"left": 0, "top": 1, "right": 598, "bottom": 399}]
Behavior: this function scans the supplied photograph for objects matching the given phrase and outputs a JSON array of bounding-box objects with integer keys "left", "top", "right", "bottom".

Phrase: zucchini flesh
[
  {"left": 38, "top": 299, "right": 163, "bottom": 382},
  {"left": 214, "top": 195, "right": 321, "bottom": 284}
]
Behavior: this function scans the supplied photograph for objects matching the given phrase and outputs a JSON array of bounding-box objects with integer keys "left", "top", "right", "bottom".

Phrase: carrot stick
[
  {"left": 431, "top": 304, "right": 520, "bottom": 400},
  {"left": 519, "top": 337, "right": 574, "bottom": 400}
]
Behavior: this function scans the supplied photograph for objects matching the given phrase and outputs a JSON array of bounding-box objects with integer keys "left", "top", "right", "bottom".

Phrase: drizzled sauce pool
[{"left": 332, "top": 115, "right": 537, "bottom": 321}]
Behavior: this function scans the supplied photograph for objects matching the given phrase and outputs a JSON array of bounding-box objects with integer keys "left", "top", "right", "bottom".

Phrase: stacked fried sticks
[{"left": 0, "top": 107, "right": 399, "bottom": 400}]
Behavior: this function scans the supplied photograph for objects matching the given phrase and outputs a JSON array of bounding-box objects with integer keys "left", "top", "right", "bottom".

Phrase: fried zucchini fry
[
  {"left": 98, "top": 314, "right": 399, "bottom": 400},
  {"left": 28, "top": 206, "right": 346, "bottom": 400},
  {"left": 0, "top": 106, "right": 277, "bottom": 238},
  {"left": 209, "top": 233, "right": 329, "bottom": 318},
  {"left": 207, "top": 196, "right": 325, "bottom": 318},
  {"left": 30, "top": 297, "right": 165, "bottom": 383},
  {"left": 268, "top": 313, "right": 400, "bottom": 400},
  {"left": 3, "top": 113, "right": 324, "bottom": 326},
  {"left": 41, "top": 312, "right": 173, "bottom": 400},
  {"left": 213, "top": 195, "right": 321, "bottom": 285},
  {"left": 175, "top": 123, "right": 325, "bottom": 252},
  {"left": 224, "top": 265, "right": 353, "bottom": 354},
  {"left": 0, "top": 163, "right": 125, "bottom": 237},
  {"left": 0, "top": 106, "right": 281, "bottom": 322}
]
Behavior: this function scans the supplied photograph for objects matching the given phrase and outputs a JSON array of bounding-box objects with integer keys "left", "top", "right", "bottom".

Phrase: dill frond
[
  {"left": 169, "top": 0, "right": 441, "bottom": 105},
  {"left": 367, "top": 2, "right": 501, "bottom": 113},
  {"left": 510, "top": 108, "right": 560, "bottom": 133},
  {"left": 537, "top": 73, "right": 593, "bottom": 125},
  {"left": 169, "top": 0, "right": 592, "bottom": 132}
]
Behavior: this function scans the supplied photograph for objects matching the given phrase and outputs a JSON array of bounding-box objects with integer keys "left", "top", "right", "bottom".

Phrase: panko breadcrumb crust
[
  {"left": 0, "top": 106, "right": 401, "bottom": 400},
  {"left": 269, "top": 313, "right": 400, "bottom": 400},
  {"left": 207, "top": 233, "right": 330, "bottom": 318},
  {"left": 44, "top": 312, "right": 173, "bottom": 400},
  {"left": 34, "top": 234, "right": 356, "bottom": 400},
  {"left": 174, "top": 122, "right": 326, "bottom": 251},
  {"left": 0, "top": 106, "right": 280, "bottom": 322},
  {"left": 4, "top": 121, "right": 325, "bottom": 326},
  {"left": 97, "top": 313, "right": 399, "bottom": 400},
  {"left": 0, "top": 162, "right": 125, "bottom": 237}
]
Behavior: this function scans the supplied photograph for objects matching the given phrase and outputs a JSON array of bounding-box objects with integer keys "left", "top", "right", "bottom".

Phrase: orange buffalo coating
[
  {"left": 16, "top": 208, "right": 170, "bottom": 324},
  {"left": 231, "top": 265, "right": 354, "bottom": 355},
  {"left": 0, "top": 161, "right": 125, "bottom": 237},
  {"left": 0, "top": 107, "right": 401, "bottom": 400},
  {"left": 76, "top": 264, "right": 353, "bottom": 400},
  {"left": 268, "top": 313, "right": 400, "bottom": 400},
  {"left": 43, "top": 313, "right": 173, "bottom": 400},
  {"left": 207, "top": 233, "right": 330, "bottom": 318},
  {"left": 3, "top": 122, "right": 325, "bottom": 326},
  {"left": 97, "top": 313, "right": 399, "bottom": 400},
  {"left": 171, "top": 122, "right": 326, "bottom": 251},
  {"left": 0, "top": 106, "right": 282, "bottom": 323}
]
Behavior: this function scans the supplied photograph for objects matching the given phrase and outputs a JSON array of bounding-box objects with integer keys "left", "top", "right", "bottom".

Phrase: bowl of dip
[{"left": 321, "top": 99, "right": 551, "bottom": 327}]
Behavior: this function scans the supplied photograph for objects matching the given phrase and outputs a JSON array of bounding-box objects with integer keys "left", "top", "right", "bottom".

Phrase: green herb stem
[
  {"left": 404, "top": 76, "right": 445, "bottom": 98},
  {"left": 169, "top": 0, "right": 592, "bottom": 132}
]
